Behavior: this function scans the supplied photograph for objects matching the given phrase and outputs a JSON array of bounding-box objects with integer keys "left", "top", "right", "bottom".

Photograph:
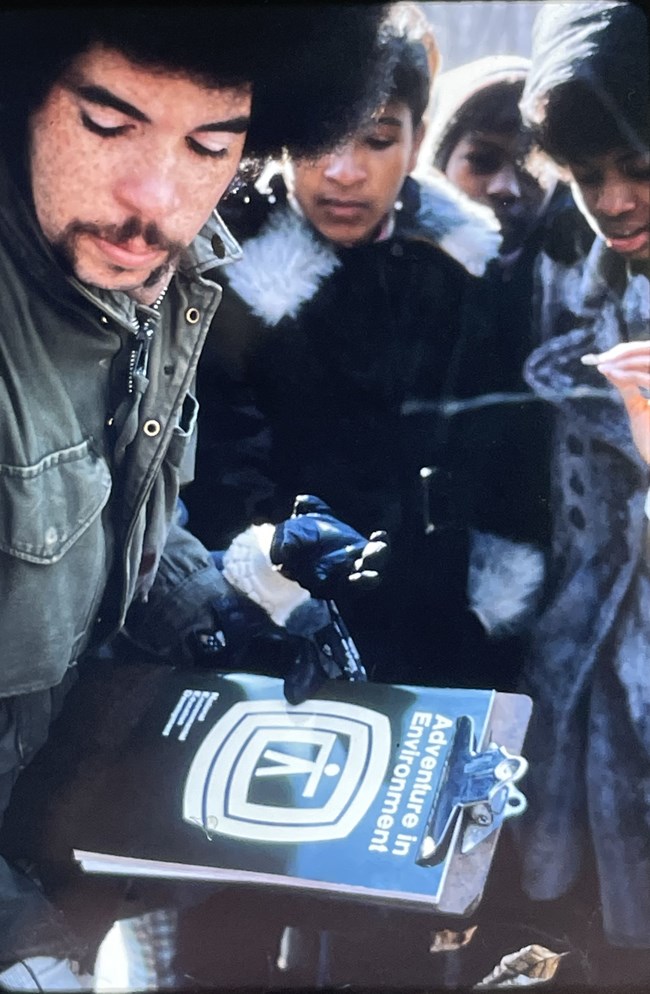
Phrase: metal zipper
[{"left": 127, "top": 285, "right": 168, "bottom": 394}]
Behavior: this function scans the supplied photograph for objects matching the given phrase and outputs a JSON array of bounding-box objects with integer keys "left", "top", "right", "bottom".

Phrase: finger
[
  {"left": 348, "top": 569, "right": 381, "bottom": 587},
  {"left": 292, "top": 494, "right": 333, "bottom": 517},
  {"left": 596, "top": 363, "right": 650, "bottom": 383},
  {"left": 355, "top": 537, "right": 389, "bottom": 560},
  {"left": 598, "top": 368, "right": 650, "bottom": 393},
  {"left": 581, "top": 341, "right": 650, "bottom": 365}
]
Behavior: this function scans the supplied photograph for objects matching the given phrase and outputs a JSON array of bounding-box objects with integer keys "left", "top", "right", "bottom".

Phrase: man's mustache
[{"left": 65, "top": 216, "right": 184, "bottom": 257}]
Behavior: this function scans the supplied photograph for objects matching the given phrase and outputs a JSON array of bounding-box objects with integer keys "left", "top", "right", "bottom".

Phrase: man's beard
[{"left": 52, "top": 215, "right": 185, "bottom": 291}]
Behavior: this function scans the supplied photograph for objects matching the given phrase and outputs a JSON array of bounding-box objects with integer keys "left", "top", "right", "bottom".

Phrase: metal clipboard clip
[{"left": 416, "top": 714, "right": 528, "bottom": 866}]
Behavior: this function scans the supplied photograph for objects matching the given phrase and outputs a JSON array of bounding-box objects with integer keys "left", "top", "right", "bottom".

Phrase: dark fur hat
[{"left": 0, "top": 3, "right": 392, "bottom": 161}]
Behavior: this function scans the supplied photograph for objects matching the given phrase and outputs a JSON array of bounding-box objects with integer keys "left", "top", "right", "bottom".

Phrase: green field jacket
[{"left": 0, "top": 155, "right": 237, "bottom": 696}]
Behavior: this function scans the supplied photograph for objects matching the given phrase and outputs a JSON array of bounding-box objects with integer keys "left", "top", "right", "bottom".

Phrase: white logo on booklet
[{"left": 183, "top": 700, "right": 391, "bottom": 842}]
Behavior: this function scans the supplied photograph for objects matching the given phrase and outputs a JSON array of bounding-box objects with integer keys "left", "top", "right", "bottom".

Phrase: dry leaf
[
  {"left": 429, "top": 925, "right": 478, "bottom": 953},
  {"left": 474, "top": 943, "right": 568, "bottom": 988}
]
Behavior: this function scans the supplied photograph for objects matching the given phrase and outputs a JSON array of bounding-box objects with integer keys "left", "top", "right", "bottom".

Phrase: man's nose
[
  {"left": 487, "top": 164, "right": 522, "bottom": 202},
  {"left": 114, "top": 159, "right": 181, "bottom": 220},
  {"left": 323, "top": 146, "right": 367, "bottom": 185}
]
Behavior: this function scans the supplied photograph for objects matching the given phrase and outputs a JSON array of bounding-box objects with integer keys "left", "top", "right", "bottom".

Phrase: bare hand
[{"left": 582, "top": 342, "right": 650, "bottom": 464}]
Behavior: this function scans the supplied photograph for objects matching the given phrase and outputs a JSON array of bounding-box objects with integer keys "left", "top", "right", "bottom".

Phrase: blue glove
[
  {"left": 208, "top": 496, "right": 389, "bottom": 704},
  {"left": 270, "top": 495, "right": 389, "bottom": 599}
]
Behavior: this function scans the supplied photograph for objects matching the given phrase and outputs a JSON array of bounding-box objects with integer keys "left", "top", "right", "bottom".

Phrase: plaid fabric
[{"left": 95, "top": 909, "right": 179, "bottom": 992}]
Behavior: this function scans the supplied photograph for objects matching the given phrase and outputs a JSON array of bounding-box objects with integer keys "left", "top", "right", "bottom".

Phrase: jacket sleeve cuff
[{"left": 125, "top": 521, "right": 236, "bottom": 656}]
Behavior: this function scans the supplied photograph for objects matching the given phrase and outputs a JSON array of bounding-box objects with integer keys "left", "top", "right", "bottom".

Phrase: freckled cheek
[{"left": 34, "top": 143, "right": 118, "bottom": 234}]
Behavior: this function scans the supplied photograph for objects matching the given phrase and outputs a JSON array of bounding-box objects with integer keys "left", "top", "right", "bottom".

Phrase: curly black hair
[
  {"left": 0, "top": 3, "right": 392, "bottom": 162},
  {"left": 521, "top": 1, "right": 649, "bottom": 164}
]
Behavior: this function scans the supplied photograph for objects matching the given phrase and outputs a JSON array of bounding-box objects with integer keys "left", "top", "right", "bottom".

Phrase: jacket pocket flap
[{"left": 0, "top": 440, "right": 111, "bottom": 564}]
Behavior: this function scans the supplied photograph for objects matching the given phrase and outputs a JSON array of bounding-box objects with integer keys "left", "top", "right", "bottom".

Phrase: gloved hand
[
  {"left": 221, "top": 495, "right": 389, "bottom": 624},
  {"left": 219, "top": 495, "right": 389, "bottom": 704},
  {"left": 270, "top": 494, "right": 389, "bottom": 599}
]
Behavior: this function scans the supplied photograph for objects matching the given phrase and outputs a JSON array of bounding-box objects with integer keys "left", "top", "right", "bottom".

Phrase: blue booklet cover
[{"left": 72, "top": 671, "right": 531, "bottom": 915}]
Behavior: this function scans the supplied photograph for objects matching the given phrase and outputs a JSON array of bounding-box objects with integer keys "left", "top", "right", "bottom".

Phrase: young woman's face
[
  {"left": 444, "top": 129, "right": 546, "bottom": 254},
  {"left": 287, "top": 100, "right": 424, "bottom": 247},
  {"left": 568, "top": 147, "right": 650, "bottom": 261}
]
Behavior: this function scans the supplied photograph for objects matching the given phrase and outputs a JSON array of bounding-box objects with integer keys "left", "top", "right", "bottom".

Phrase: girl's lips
[
  {"left": 317, "top": 196, "right": 371, "bottom": 219},
  {"left": 604, "top": 227, "right": 650, "bottom": 255},
  {"left": 321, "top": 202, "right": 369, "bottom": 220},
  {"left": 90, "top": 235, "right": 167, "bottom": 269}
]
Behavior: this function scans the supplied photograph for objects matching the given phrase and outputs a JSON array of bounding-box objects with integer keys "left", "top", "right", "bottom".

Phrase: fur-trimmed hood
[
  {"left": 223, "top": 168, "right": 501, "bottom": 328},
  {"left": 422, "top": 54, "right": 531, "bottom": 172}
]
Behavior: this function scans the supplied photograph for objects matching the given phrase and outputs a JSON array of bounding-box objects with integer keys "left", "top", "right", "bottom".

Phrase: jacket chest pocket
[
  {"left": 0, "top": 439, "right": 111, "bottom": 563},
  {"left": 0, "top": 440, "right": 112, "bottom": 694}
]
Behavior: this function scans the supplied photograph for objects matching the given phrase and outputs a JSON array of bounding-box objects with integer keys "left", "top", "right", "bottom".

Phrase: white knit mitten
[{"left": 222, "top": 524, "right": 310, "bottom": 626}]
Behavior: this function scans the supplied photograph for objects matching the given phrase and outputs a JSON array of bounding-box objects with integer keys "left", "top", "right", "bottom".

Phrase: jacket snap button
[
  {"left": 185, "top": 307, "right": 200, "bottom": 324},
  {"left": 143, "top": 419, "right": 161, "bottom": 437},
  {"left": 99, "top": 315, "right": 110, "bottom": 326},
  {"left": 44, "top": 526, "right": 58, "bottom": 546}
]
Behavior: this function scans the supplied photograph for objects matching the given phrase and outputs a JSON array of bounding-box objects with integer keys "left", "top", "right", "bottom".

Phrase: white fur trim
[
  {"left": 226, "top": 208, "right": 340, "bottom": 326},
  {"left": 412, "top": 168, "right": 502, "bottom": 275},
  {"left": 438, "top": 221, "right": 502, "bottom": 278},
  {"left": 468, "top": 530, "right": 545, "bottom": 635},
  {"left": 222, "top": 523, "right": 310, "bottom": 626}
]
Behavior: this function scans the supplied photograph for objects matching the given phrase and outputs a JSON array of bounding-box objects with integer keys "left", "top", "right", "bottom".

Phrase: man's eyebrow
[
  {"left": 196, "top": 116, "right": 250, "bottom": 134},
  {"left": 71, "top": 84, "right": 150, "bottom": 123},
  {"left": 70, "top": 84, "right": 250, "bottom": 134}
]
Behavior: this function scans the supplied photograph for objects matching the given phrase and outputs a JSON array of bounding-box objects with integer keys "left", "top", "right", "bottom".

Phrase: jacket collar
[
  {"left": 399, "top": 170, "right": 502, "bottom": 276},
  {"left": 253, "top": 165, "right": 502, "bottom": 276}
]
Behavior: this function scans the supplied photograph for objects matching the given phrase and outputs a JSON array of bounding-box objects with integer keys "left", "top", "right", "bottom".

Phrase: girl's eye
[
  {"left": 80, "top": 110, "right": 129, "bottom": 138},
  {"left": 465, "top": 153, "right": 502, "bottom": 174},
  {"left": 365, "top": 136, "right": 396, "bottom": 151},
  {"left": 186, "top": 136, "right": 229, "bottom": 159}
]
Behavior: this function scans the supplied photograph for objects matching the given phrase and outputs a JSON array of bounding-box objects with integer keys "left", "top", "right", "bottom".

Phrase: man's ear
[{"left": 409, "top": 121, "right": 426, "bottom": 172}]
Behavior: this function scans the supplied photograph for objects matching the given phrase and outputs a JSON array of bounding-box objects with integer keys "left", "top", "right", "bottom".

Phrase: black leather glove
[{"left": 270, "top": 495, "right": 389, "bottom": 599}]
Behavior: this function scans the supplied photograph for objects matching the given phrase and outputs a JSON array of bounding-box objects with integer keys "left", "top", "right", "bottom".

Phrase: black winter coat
[{"left": 183, "top": 171, "right": 548, "bottom": 689}]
